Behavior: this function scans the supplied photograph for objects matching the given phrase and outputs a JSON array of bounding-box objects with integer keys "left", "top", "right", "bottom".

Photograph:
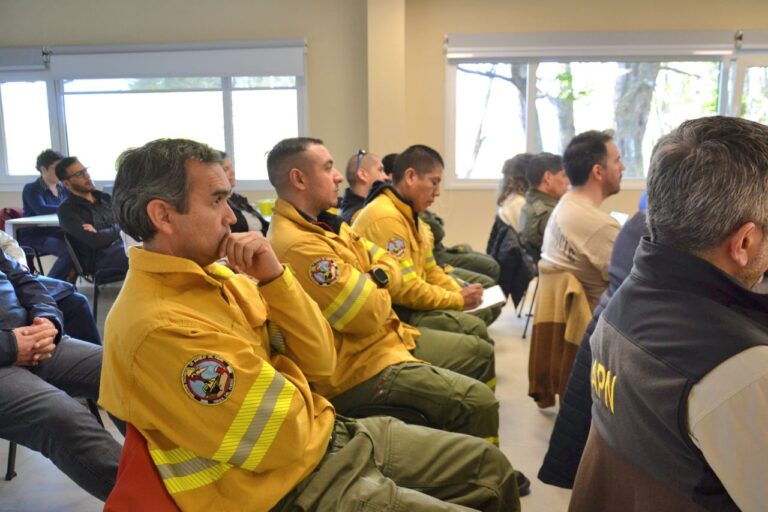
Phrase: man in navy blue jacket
[{"left": 0, "top": 249, "right": 120, "bottom": 500}]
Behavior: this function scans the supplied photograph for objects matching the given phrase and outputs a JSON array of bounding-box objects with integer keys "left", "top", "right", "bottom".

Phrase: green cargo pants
[
  {"left": 331, "top": 362, "right": 499, "bottom": 444},
  {"left": 437, "top": 246, "right": 501, "bottom": 282},
  {"left": 411, "top": 326, "right": 496, "bottom": 389},
  {"left": 410, "top": 308, "right": 494, "bottom": 343},
  {"left": 449, "top": 266, "right": 503, "bottom": 326},
  {"left": 273, "top": 416, "right": 521, "bottom": 512}
]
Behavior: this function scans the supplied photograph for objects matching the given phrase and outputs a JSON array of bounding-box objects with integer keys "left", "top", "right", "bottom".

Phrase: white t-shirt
[
  {"left": 498, "top": 193, "right": 526, "bottom": 231},
  {"left": 540, "top": 191, "right": 620, "bottom": 308}
]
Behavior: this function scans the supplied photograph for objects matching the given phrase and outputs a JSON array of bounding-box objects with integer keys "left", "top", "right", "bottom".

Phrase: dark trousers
[
  {"left": 0, "top": 338, "right": 121, "bottom": 500},
  {"left": 17, "top": 231, "right": 74, "bottom": 280},
  {"left": 38, "top": 276, "right": 101, "bottom": 345}
]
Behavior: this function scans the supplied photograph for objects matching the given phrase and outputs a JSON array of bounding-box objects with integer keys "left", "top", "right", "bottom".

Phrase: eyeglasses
[
  {"left": 355, "top": 149, "right": 367, "bottom": 170},
  {"left": 64, "top": 168, "right": 89, "bottom": 180}
]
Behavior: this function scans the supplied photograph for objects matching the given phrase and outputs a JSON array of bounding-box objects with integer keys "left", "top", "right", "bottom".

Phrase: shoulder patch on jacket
[
  {"left": 532, "top": 200, "right": 548, "bottom": 216},
  {"left": 309, "top": 257, "right": 339, "bottom": 286},
  {"left": 182, "top": 355, "right": 235, "bottom": 405},
  {"left": 386, "top": 237, "right": 407, "bottom": 258}
]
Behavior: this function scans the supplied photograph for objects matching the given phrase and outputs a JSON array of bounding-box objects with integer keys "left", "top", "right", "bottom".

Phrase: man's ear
[
  {"left": 403, "top": 167, "right": 418, "bottom": 185},
  {"left": 728, "top": 222, "right": 761, "bottom": 268},
  {"left": 591, "top": 163, "right": 603, "bottom": 183},
  {"left": 146, "top": 199, "right": 174, "bottom": 235},
  {"left": 288, "top": 167, "right": 306, "bottom": 190},
  {"left": 356, "top": 167, "right": 368, "bottom": 185}
]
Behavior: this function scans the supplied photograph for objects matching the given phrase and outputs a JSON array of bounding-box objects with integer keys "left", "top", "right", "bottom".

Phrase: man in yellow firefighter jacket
[
  {"left": 266, "top": 137, "right": 499, "bottom": 443},
  {"left": 353, "top": 145, "right": 496, "bottom": 369},
  {"left": 100, "top": 138, "right": 521, "bottom": 511}
]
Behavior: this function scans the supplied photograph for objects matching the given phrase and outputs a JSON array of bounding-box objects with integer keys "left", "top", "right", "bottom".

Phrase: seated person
[
  {"left": 267, "top": 137, "right": 502, "bottom": 444},
  {"left": 55, "top": 157, "right": 128, "bottom": 276},
  {"left": 329, "top": 151, "right": 496, "bottom": 387},
  {"left": 497, "top": 153, "right": 533, "bottom": 231},
  {"left": 0, "top": 248, "right": 120, "bottom": 501},
  {"left": 18, "top": 149, "right": 75, "bottom": 281},
  {"left": 353, "top": 145, "right": 496, "bottom": 349},
  {"left": 219, "top": 151, "right": 269, "bottom": 236},
  {"left": 100, "top": 137, "right": 521, "bottom": 511},
  {"left": 519, "top": 152, "right": 570, "bottom": 260},
  {"left": 571, "top": 117, "right": 768, "bottom": 512},
  {"left": 0, "top": 229, "right": 101, "bottom": 344},
  {"left": 339, "top": 149, "right": 387, "bottom": 224},
  {"left": 540, "top": 131, "right": 623, "bottom": 309}
]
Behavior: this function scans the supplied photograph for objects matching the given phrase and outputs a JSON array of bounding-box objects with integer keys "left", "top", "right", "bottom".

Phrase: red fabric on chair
[
  {"left": 0, "top": 207, "right": 23, "bottom": 232},
  {"left": 104, "top": 423, "right": 180, "bottom": 511}
]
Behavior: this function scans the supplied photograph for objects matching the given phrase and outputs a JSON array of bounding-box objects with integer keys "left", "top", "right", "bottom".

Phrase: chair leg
[
  {"left": 35, "top": 253, "right": 44, "bottom": 276},
  {"left": 5, "top": 441, "right": 17, "bottom": 481},
  {"left": 92, "top": 285, "right": 99, "bottom": 322},
  {"left": 87, "top": 399, "right": 104, "bottom": 427},
  {"left": 522, "top": 278, "right": 539, "bottom": 339},
  {"left": 516, "top": 288, "right": 528, "bottom": 317}
]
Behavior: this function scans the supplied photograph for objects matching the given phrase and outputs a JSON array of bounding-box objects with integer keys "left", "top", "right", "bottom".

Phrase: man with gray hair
[
  {"left": 570, "top": 116, "right": 768, "bottom": 512},
  {"left": 102, "top": 138, "right": 520, "bottom": 511}
]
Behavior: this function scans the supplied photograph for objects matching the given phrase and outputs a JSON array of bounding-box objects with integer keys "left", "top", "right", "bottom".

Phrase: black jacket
[
  {"left": 339, "top": 188, "right": 365, "bottom": 225},
  {"left": 58, "top": 190, "right": 121, "bottom": 272},
  {"left": 538, "top": 211, "right": 647, "bottom": 488},
  {"left": 485, "top": 215, "right": 535, "bottom": 306},
  {"left": 0, "top": 250, "right": 64, "bottom": 367}
]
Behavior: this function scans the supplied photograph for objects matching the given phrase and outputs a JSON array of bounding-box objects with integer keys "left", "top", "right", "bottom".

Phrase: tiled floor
[{"left": 0, "top": 282, "right": 572, "bottom": 511}]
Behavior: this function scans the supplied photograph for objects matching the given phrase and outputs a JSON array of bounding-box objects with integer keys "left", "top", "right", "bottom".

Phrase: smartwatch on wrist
[{"left": 369, "top": 267, "right": 389, "bottom": 288}]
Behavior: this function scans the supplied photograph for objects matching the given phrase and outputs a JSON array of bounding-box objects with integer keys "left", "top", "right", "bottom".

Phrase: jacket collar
[
  {"left": 632, "top": 237, "right": 768, "bottom": 320},
  {"left": 273, "top": 198, "right": 344, "bottom": 236},
  {"left": 339, "top": 188, "right": 365, "bottom": 219},
  {"left": 526, "top": 188, "right": 558, "bottom": 206},
  {"left": 366, "top": 181, "right": 420, "bottom": 229},
  {"left": 128, "top": 246, "right": 233, "bottom": 288}
]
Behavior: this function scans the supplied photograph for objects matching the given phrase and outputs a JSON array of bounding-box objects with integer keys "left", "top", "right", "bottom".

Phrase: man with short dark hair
[
  {"left": 0, "top": 247, "right": 120, "bottom": 501},
  {"left": 339, "top": 149, "right": 387, "bottom": 224},
  {"left": 519, "top": 152, "right": 569, "bottom": 260},
  {"left": 570, "top": 116, "right": 768, "bottom": 512},
  {"left": 102, "top": 137, "right": 520, "bottom": 511},
  {"left": 267, "top": 137, "right": 503, "bottom": 447},
  {"left": 540, "top": 131, "right": 623, "bottom": 308},
  {"left": 18, "top": 149, "right": 76, "bottom": 280},
  {"left": 353, "top": 145, "right": 498, "bottom": 384},
  {"left": 56, "top": 157, "right": 128, "bottom": 276}
]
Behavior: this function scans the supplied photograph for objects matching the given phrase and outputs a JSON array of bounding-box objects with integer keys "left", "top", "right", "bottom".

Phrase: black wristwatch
[{"left": 369, "top": 267, "right": 389, "bottom": 288}]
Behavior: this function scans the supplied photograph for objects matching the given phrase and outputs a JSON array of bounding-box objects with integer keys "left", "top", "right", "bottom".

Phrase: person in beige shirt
[{"left": 540, "top": 130, "right": 624, "bottom": 308}]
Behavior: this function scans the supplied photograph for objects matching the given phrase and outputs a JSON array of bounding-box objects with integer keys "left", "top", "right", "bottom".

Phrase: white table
[{"left": 4, "top": 214, "right": 59, "bottom": 239}]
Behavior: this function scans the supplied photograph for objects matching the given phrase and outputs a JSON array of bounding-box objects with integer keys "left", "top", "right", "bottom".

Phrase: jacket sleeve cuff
[{"left": 0, "top": 331, "right": 18, "bottom": 367}]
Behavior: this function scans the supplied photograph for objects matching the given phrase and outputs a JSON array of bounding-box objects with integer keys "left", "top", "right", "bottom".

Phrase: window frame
[
  {"left": 0, "top": 41, "right": 308, "bottom": 191},
  {"left": 444, "top": 30, "right": 768, "bottom": 190}
]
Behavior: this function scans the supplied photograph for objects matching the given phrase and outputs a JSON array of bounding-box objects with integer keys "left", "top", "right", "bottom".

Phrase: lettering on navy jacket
[
  {"left": 0, "top": 250, "right": 64, "bottom": 366},
  {"left": 585, "top": 237, "right": 768, "bottom": 509}
]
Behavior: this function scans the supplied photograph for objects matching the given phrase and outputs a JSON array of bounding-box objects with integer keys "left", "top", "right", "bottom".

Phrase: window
[
  {"left": 0, "top": 42, "right": 306, "bottom": 188},
  {"left": 0, "top": 81, "right": 52, "bottom": 176},
  {"left": 446, "top": 31, "right": 768, "bottom": 187}
]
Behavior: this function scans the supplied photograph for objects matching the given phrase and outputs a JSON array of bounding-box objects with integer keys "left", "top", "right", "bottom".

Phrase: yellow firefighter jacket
[
  {"left": 100, "top": 247, "right": 336, "bottom": 511},
  {"left": 268, "top": 199, "right": 419, "bottom": 398},
  {"left": 352, "top": 187, "right": 465, "bottom": 311}
]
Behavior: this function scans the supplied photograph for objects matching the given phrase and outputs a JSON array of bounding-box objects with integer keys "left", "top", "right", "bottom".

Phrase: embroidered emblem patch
[
  {"left": 182, "top": 355, "right": 235, "bottom": 405},
  {"left": 309, "top": 258, "right": 339, "bottom": 286},
  {"left": 386, "top": 237, "right": 406, "bottom": 258}
]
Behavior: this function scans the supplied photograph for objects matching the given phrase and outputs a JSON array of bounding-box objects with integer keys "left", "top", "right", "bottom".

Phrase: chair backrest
[
  {"left": 104, "top": 423, "right": 180, "bottom": 512},
  {"left": 528, "top": 264, "right": 593, "bottom": 408},
  {"left": 0, "top": 207, "right": 23, "bottom": 232},
  {"left": 62, "top": 232, "right": 89, "bottom": 279}
]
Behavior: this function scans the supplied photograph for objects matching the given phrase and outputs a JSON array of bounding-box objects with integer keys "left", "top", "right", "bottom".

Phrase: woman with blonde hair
[{"left": 497, "top": 153, "right": 533, "bottom": 231}]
